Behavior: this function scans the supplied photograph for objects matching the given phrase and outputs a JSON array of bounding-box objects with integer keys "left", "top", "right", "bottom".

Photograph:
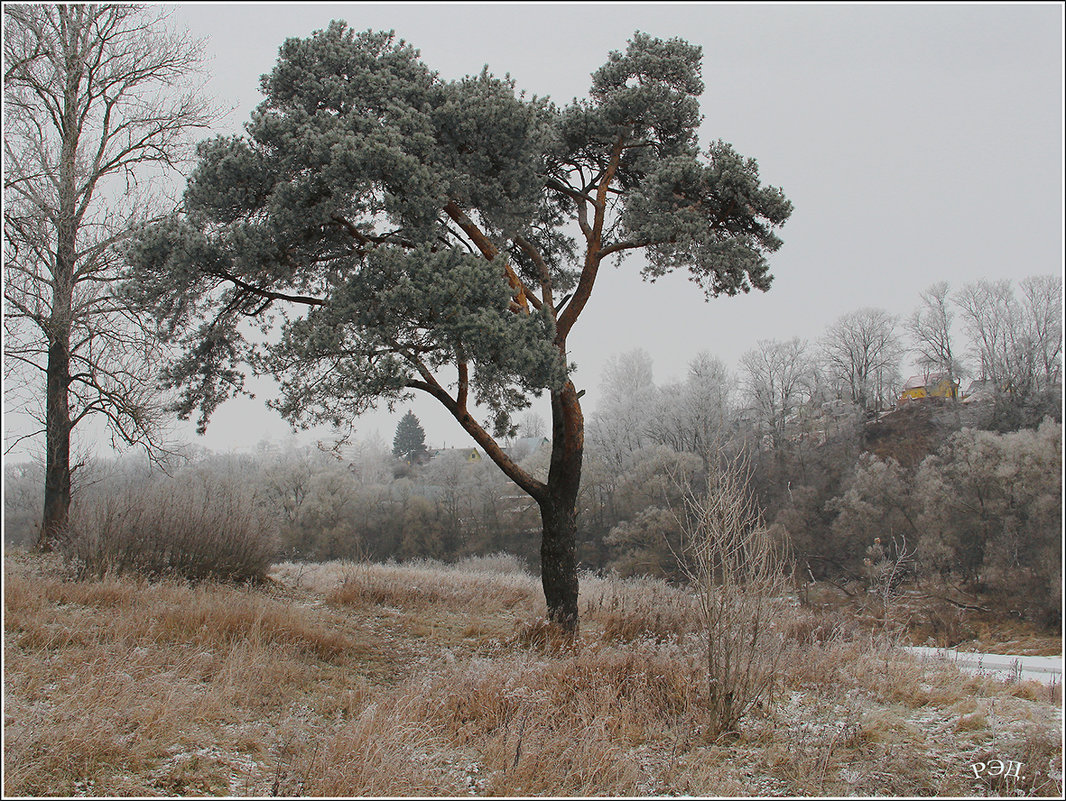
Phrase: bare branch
[{"left": 207, "top": 266, "right": 327, "bottom": 308}]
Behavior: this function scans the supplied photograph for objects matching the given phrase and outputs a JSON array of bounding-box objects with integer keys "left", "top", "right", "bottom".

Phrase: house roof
[
  {"left": 901, "top": 374, "right": 954, "bottom": 391},
  {"left": 428, "top": 447, "right": 482, "bottom": 462},
  {"left": 504, "top": 436, "right": 550, "bottom": 460}
]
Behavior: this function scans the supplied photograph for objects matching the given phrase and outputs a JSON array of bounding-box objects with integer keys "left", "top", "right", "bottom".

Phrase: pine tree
[
  {"left": 128, "top": 27, "right": 792, "bottom": 629},
  {"left": 392, "top": 411, "right": 428, "bottom": 463}
]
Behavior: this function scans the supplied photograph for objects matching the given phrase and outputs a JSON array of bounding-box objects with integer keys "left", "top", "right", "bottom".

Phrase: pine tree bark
[{"left": 538, "top": 380, "right": 584, "bottom": 632}]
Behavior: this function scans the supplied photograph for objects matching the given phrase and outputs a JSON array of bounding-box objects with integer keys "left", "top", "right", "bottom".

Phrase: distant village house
[
  {"left": 428, "top": 447, "right": 482, "bottom": 464},
  {"left": 898, "top": 374, "right": 959, "bottom": 404}
]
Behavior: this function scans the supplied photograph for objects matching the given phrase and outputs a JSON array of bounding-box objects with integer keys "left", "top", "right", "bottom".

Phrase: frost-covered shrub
[
  {"left": 827, "top": 453, "right": 916, "bottom": 577},
  {"left": 59, "top": 477, "right": 278, "bottom": 582},
  {"left": 675, "top": 450, "right": 793, "bottom": 737},
  {"left": 916, "top": 420, "right": 1061, "bottom": 624}
]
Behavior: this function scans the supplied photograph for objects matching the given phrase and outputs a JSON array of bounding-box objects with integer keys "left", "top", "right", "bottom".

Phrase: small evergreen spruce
[{"left": 392, "top": 411, "right": 429, "bottom": 463}]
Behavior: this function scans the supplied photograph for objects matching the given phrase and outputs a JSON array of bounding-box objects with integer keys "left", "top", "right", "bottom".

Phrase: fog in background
[{"left": 5, "top": 2, "right": 1062, "bottom": 460}]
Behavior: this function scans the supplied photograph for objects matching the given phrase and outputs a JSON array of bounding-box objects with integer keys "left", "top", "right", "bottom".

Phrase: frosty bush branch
[{"left": 671, "top": 449, "right": 793, "bottom": 737}]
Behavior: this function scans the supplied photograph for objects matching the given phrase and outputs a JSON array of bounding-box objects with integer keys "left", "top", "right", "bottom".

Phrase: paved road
[{"left": 905, "top": 646, "right": 1063, "bottom": 685}]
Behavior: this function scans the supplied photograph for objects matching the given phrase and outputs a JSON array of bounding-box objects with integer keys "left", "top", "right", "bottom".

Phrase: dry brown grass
[
  {"left": 3, "top": 560, "right": 402, "bottom": 796},
  {"left": 5, "top": 551, "right": 1062, "bottom": 797},
  {"left": 322, "top": 558, "right": 540, "bottom": 618},
  {"left": 302, "top": 641, "right": 697, "bottom": 796},
  {"left": 580, "top": 571, "right": 700, "bottom": 643}
]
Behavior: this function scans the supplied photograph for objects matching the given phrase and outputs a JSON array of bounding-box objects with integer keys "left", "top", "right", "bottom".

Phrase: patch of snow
[
  {"left": 904, "top": 646, "right": 1063, "bottom": 685},
  {"left": 71, "top": 777, "right": 100, "bottom": 797}
]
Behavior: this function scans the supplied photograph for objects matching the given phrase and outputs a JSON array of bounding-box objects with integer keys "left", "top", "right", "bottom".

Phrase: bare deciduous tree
[
  {"left": 955, "top": 275, "right": 1062, "bottom": 400},
  {"left": 1017, "top": 274, "right": 1063, "bottom": 392},
  {"left": 907, "top": 281, "right": 964, "bottom": 386},
  {"left": 739, "top": 338, "right": 815, "bottom": 448},
  {"left": 516, "top": 411, "right": 547, "bottom": 439},
  {"left": 3, "top": 4, "right": 216, "bottom": 549},
  {"left": 648, "top": 351, "right": 735, "bottom": 466},
  {"left": 821, "top": 308, "right": 901, "bottom": 413},
  {"left": 954, "top": 279, "right": 1018, "bottom": 391},
  {"left": 586, "top": 349, "right": 658, "bottom": 470}
]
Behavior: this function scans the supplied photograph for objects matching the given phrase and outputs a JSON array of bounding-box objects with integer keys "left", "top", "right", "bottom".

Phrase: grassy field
[{"left": 3, "top": 549, "right": 1062, "bottom": 797}]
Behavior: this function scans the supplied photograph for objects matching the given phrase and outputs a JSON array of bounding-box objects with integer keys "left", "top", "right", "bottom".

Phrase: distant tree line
[
  {"left": 4, "top": 274, "right": 1060, "bottom": 624},
  {"left": 578, "top": 273, "right": 1061, "bottom": 625}
]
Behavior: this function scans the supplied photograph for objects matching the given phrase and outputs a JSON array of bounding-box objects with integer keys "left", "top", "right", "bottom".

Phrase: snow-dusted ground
[{"left": 904, "top": 646, "right": 1063, "bottom": 685}]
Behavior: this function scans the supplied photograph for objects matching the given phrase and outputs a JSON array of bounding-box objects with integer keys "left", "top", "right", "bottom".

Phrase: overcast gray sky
[{"left": 5, "top": 2, "right": 1064, "bottom": 460}]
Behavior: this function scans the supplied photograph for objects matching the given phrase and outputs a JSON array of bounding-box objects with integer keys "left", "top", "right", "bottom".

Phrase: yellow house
[
  {"left": 898, "top": 374, "right": 959, "bottom": 403},
  {"left": 429, "top": 447, "right": 482, "bottom": 463}
]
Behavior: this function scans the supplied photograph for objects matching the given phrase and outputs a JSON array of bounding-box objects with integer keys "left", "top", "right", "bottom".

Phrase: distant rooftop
[{"left": 902, "top": 374, "right": 955, "bottom": 390}]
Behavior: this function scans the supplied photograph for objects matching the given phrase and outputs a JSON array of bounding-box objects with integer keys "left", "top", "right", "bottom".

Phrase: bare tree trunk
[
  {"left": 37, "top": 32, "right": 78, "bottom": 551},
  {"left": 39, "top": 334, "right": 71, "bottom": 550},
  {"left": 538, "top": 380, "right": 584, "bottom": 632},
  {"left": 39, "top": 256, "right": 74, "bottom": 548},
  {"left": 40, "top": 211, "right": 73, "bottom": 551}
]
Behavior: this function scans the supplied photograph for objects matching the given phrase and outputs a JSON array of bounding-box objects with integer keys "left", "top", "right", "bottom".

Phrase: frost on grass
[{"left": 4, "top": 553, "right": 1062, "bottom": 797}]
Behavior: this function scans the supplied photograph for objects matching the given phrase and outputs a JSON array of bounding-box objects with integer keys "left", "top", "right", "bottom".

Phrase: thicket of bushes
[
  {"left": 4, "top": 391, "right": 1061, "bottom": 627},
  {"left": 5, "top": 413, "right": 1059, "bottom": 625},
  {"left": 764, "top": 417, "right": 1061, "bottom": 626},
  {"left": 52, "top": 474, "right": 276, "bottom": 583}
]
